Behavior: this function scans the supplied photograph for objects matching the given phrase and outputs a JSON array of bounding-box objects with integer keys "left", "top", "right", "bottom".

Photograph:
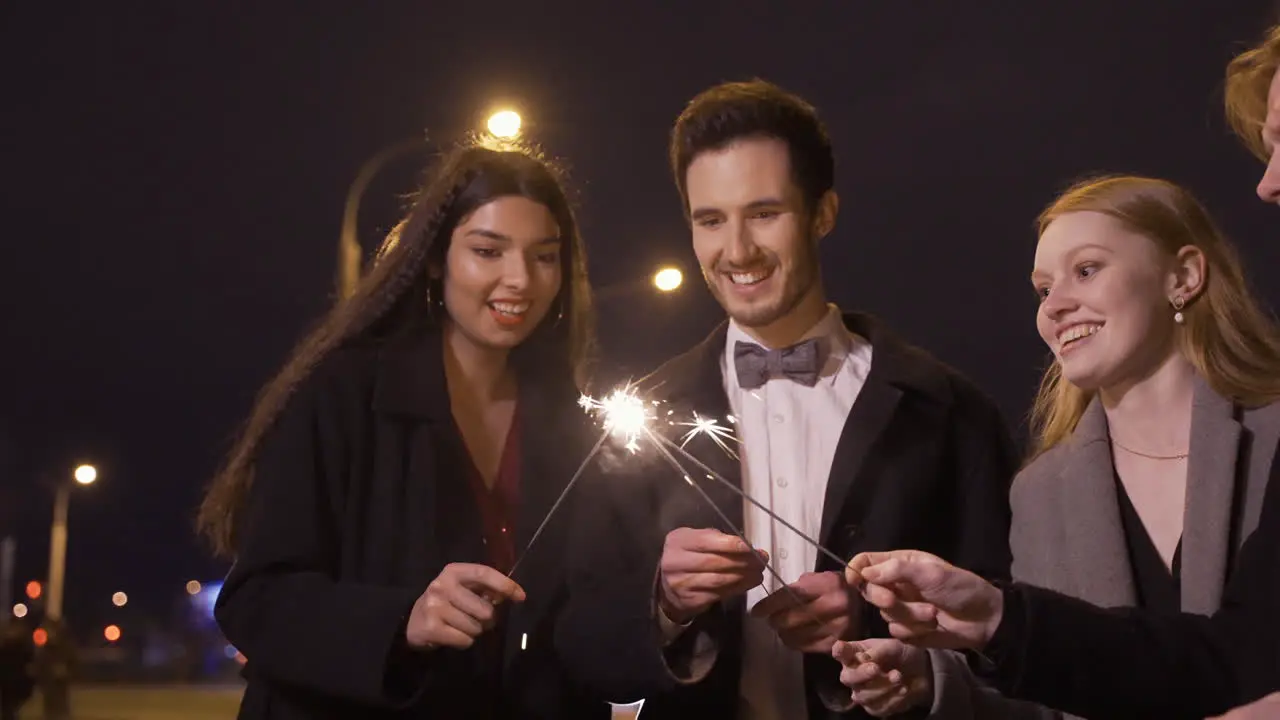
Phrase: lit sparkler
[{"left": 510, "top": 384, "right": 845, "bottom": 590}]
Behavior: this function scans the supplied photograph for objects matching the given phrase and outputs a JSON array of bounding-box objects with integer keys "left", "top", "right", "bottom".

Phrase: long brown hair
[
  {"left": 1029, "top": 175, "right": 1280, "bottom": 459},
  {"left": 196, "top": 140, "right": 596, "bottom": 558}
]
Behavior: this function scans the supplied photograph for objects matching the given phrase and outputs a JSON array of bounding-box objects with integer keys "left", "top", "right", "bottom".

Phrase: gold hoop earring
[{"left": 1172, "top": 296, "right": 1186, "bottom": 324}]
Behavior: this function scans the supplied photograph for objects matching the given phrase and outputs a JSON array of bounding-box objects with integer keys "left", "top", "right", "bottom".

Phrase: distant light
[
  {"left": 487, "top": 110, "right": 521, "bottom": 139},
  {"left": 12, "top": 604, "right": 27, "bottom": 619},
  {"left": 104, "top": 624, "right": 121, "bottom": 642},
  {"left": 654, "top": 267, "right": 683, "bottom": 292},
  {"left": 185, "top": 580, "right": 202, "bottom": 596},
  {"left": 111, "top": 592, "right": 128, "bottom": 607},
  {"left": 25, "top": 581, "right": 41, "bottom": 600},
  {"left": 32, "top": 628, "right": 47, "bottom": 647},
  {"left": 74, "top": 464, "right": 97, "bottom": 485}
]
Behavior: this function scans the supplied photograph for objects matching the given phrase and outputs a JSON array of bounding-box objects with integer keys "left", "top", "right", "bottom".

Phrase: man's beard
[{"left": 706, "top": 242, "right": 820, "bottom": 330}]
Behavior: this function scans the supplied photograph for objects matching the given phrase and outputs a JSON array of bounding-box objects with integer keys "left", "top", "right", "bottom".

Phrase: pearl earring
[{"left": 1172, "top": 296, "right": 1186, "bottom": 324}]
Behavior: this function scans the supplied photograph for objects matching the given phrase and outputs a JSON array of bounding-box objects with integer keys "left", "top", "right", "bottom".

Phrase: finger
[
  {"left": 880, "top": 600, "right": 938, "bottom": 626},
  {"left": 831, "top": 640, "right": 860, "bottom": 665},
  {"left": 847, "top": 550, "right": 928, "bottom": 578},
  {"left": 860, "top": 582, "right": 905, "bottom": 609},
  {"left": 677, "top": 528, "right": 761, "bottom": 555},
  {"left": 673, "top": 571, "right": 763, "bottom": 596},
  {"left": 750, "top": 589, "right": 805, "bottom": 619},
  {"left": 426, "top": 623, "right": 477, "bottom": 650},
  {"left": 854, "top": 638, "right": 908, "bottom": 668},
  {"left": 843, "top": 661, "right": 891, "bottom": 686},
  {"left": 859, "top": 555, "right": 948, "bottom": 593},
  {"left": 665, "top": 550, "right": 770, "bottom": 575},
  {"left": 437, "top": 604, "right": 485, "bottom": 639},
  {"left": 455, "top": 564, "right": 526, "bottom": 603},
  {"left": 863, "top": 687, "right": 911, "bottom": 719},
  {"left": 854, "top": 678, "right": 903, "bottom": 706},
  {"left": 446, "top": 587, "right": 498, "bottom": 628}
]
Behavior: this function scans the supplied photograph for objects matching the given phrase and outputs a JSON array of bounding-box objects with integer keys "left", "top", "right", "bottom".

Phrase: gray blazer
[{"left": 924, "top": 376, "right": 1280, "bottom": 719}]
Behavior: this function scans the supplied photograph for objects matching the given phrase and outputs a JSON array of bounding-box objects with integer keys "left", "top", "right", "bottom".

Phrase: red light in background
[
  {"left": 32, "top": 628, "right": 48, "bottom": 647},
  {"left": 103, "top": 625, "right": 121, "bottom": 642},
  {"left": 25, "top": 581, "right": 42, "bottom": 600}
]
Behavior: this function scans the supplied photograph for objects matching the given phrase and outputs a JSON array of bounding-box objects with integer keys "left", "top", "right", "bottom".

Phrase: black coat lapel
[{"left": 818, "top": 314, "right": 949, "bottom": 548}]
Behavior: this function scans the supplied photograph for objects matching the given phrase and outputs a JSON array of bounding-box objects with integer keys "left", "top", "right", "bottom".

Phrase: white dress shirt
[{"left": 723, "top": 305, "right": 873, "bottom": 720}]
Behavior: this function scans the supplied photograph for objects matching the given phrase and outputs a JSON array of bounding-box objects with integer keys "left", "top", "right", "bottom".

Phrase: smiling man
[{"left": 558, "top": 79, "right": 1018, "bottom": 720}]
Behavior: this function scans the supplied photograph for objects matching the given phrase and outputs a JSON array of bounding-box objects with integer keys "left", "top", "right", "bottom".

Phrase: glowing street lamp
[
  {"left": 653, "top": 266, "right": 683, "bottom": 293},
  {"left": 486, "top": 109, "right": 522, "bottom": 139},
  {"left": 74, "top": 465, "right": 97, "bottom": 485},
  {"left": 47, "top": 464, "right": 98, "bottom": 621}
]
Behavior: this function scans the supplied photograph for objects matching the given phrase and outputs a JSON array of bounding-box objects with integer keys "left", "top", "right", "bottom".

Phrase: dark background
[{"left": 3, "top": 1, "right": 1278, "bottom": 635}]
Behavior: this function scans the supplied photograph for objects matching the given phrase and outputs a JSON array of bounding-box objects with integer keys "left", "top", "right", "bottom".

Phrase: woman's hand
[{"left": 405, "top": 563, "right": 526, "bottom": 650}]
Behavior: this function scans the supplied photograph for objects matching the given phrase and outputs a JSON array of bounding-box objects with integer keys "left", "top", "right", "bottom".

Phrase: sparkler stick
[
  {"left": 507, "top": 429, "right": 610, "bottom": 580},
  {"left": 644, "top": 428, "right": 826, "bottom": 627},
  {"left": 655, "top": 432, "right": 849, "bottom": 570}
]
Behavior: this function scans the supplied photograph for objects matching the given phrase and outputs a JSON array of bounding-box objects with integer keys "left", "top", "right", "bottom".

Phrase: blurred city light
[
  {"left": 112, "top": 591, "right": 128, "bottom": 607},
  {"left": 186, "top": 580, "right": 202, "bottom": 595},
  {"left": 104, "top": 624, "right": 121, "bottom": 642},
  {"left": 25, "top": 580, "right": 41, "bottom": 600},
  {"left": 12, "top": 603, "right": 27, "bottom": 618},
  {"left": 32, "top": 628, "right": 47, "bottom": 647}
]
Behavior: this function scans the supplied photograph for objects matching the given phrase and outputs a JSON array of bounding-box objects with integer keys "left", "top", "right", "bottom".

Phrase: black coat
[
  {"left": 215, "top": 331, "right": 610, "bottom": 720},
  {"left": 557, "top": 313, "right": 1017, "bottom": 719}
]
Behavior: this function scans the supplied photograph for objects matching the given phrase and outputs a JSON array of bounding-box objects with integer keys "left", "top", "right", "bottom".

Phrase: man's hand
[
  {"left": 405, "top": 563, "right": 526, "bottom": 650},
  {"left": 659, "top": 527, "right": 768, "bottom": 623},
  {"left": 845, "top": 549, "right": 1003, "bottom": 650},
  {"left": 1207, "top": 692, "right": 1280, "bottom": 719},
  {"left": 749, "top": 571, "right": 860, "bottom": 654},
  {"left": 833, "top": 638, "right": 933, "bottom": 717}
]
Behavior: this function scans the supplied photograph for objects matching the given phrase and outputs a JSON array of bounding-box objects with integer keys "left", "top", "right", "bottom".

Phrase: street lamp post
[
  {"left": 336, "top": 109, "right": 528, "bottom": 300},
  {"left": 337, "top": 139, "right": 427, "bottom": 300},
  {"left": 40, "top": 463, "right": 95, "bottom": 720},
  {"left": 45, "top": 465, "right": 96, "bottom": 622}
]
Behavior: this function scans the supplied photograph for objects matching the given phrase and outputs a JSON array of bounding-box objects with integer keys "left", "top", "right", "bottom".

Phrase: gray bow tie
[{"left": 733, "top": 338, "right": 824, "bottom": 390}]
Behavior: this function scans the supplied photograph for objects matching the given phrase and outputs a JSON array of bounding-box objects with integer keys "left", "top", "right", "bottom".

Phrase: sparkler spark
[
  {"left": 677, "top": 413, "right": 739, "bottom": 459},
  {"left": 579, "top": 387, "right": 654, "bottom": 453}
]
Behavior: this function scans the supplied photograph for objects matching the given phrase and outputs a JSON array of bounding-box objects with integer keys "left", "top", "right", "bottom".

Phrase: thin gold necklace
[{"left": 1111, "top": 439, "right": 1189, "bottom": 460}]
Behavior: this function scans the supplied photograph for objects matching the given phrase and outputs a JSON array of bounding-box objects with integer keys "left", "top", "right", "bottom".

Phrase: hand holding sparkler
[
  {"left": 405, "top": 563, "right": 526, "bottom": 650},
  {"left": 749, "top": 570, "right": 864, "bottom": 654},
  {"left": 658, "top": 528, "right": 770, "bottom": 624}
]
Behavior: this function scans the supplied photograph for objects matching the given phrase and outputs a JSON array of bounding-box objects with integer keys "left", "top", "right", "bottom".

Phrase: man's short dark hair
[{"left": 669, "top": 79, "right": 835, "bottom": 213}]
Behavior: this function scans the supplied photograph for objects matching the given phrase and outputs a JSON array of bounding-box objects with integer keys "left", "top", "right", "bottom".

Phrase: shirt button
[
  {"left": 779, "top": 548, "right": 789, "bottom": 560},
  {"left": 776, "top": 477, "right": 788, "bottom": 488},
  {"left": 772, "top": 414, "right": 785, "bottom": 424}
]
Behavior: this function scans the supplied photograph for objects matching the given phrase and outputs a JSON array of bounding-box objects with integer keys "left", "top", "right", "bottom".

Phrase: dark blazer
[
  {"left": 982, "top": 450, "right": 1280, "bottom": 719},
  {"left": 214, "top": 331, "right": 610, "bottom": 720},
  {"left": 557, "top": 312, "right": 1017, "bottom": 719},
  {"left": 924, "top": 377, "right": 1280, "bottom": 719}
]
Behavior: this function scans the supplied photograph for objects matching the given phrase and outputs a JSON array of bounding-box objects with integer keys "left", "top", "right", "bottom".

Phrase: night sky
[{"left": 4, "top": 1, "right": 1279, "bottom": 634}]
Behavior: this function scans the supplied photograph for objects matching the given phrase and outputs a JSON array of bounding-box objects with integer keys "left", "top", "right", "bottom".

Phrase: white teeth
[
  {"left": 728, "top": 270, "right": 770, "bottom": 285},
  {"left": 490, "top": 301, "right": 529, "bottom": 315},
  {"left": 1059, "top": 323, "right": 1102, "bottom": 346}
]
